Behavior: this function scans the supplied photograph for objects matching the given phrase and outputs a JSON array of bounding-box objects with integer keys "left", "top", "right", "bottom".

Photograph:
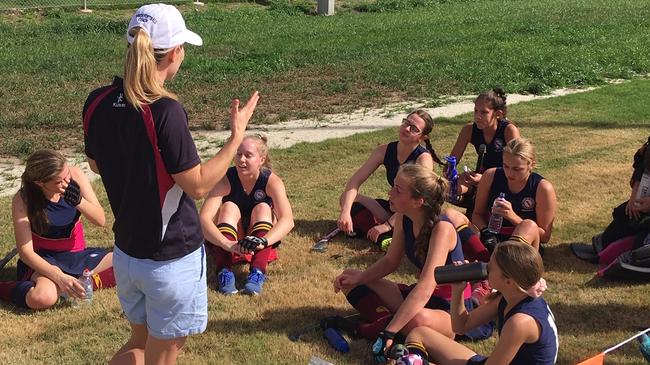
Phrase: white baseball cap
[{"left": 126, "top": 3, "right": 203, "bottom": 49}]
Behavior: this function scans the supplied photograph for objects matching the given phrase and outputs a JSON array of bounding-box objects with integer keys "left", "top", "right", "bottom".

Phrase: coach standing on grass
[{"left": 82, "top": 4, "right": 259, "bottom": 364}]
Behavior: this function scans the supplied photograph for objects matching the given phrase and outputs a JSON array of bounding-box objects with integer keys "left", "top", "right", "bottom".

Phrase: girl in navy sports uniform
[
  {"left": 399, "top": 240, "right": 558, "bottom": 365},
  {"left": 473, "top": 138, "right": 557, "bottom": 253},
  {"left": 0, "top": 149, "right": 115, "bottom": 310},
  {"left": 200, "top": 134, "right": 294, "bottom": 295},
  {"left": 334, "top": 164, "right": 479, "bottom": 363},
  {"left": 444, "top": 89, "right": 520, "bottom": 263},
  {"left": 337, "top": 110, "right": 444, "bottom": 249}
]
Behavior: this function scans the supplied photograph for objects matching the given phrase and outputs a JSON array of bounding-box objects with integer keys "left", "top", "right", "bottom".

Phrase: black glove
[
  {"left": 62, "top": 180, "right": 82, "bottom": 207},
  {"left": 239, "top": 236, "right": 268, "bottom": 251},
  {"left": 387, "top": 343, "right": 408, "bottom": 360},
  {"left": 372, "top": 330, "right": 395, "bottom": 364},
  {"left": 480, "top": 228, "right": 499, "bottom": 253}
]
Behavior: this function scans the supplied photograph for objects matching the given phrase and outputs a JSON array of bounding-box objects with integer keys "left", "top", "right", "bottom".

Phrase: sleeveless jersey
[
  {"left": 383, "top": 141, "right": 429, "bottom": 187},
  {"left": 402, "top": 215, "right": 471, "bottom": 300},
  {"left": 223, "top": 166, "right": 273, "bottom": 218},
  {"left": 31, "top": 197, "right": 85, "bottom": 253},
  {"left": 487, "top": 168, "right": 543, "bottom": 231},
  {"left": 471, "top": 119, "right": 511, "bottom": 172},
  {"left": 496, "top": 296, "right": 558, "bottom": 365}
]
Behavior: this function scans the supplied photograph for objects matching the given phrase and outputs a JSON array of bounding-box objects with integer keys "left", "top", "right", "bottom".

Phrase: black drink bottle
[{"left": 434, "top": 262, "right": 488, "bottom": 284}]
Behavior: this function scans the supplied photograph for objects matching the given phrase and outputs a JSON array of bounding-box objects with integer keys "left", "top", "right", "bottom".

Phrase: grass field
[
  {"left": 2, "top": 0, "right": 650, "bottom": 156},
  {"left": 1, "top": 0, "right": 650, "bottom": 364},
  {"left": 0, "top": 79, "right": 649, "bottom": 364}
]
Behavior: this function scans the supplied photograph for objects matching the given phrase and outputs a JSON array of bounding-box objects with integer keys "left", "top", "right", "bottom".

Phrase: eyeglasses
[{"left": 401, "top": 119, "right": 422, "bottom": 135}]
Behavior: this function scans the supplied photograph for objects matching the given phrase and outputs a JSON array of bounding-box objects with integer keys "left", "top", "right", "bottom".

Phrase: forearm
[
  {"left": 264, "top": 218, "right": 294, "bottom": 246},
  {"left": 75, "top": 198, "right": 105, "bottom": 227},
  {"left": 339, "top": 188, "right": 358, "bottom": 214},
  {"left": 385, "top": 286, "right": 430, "bottom": 333},
  {"left": 450, "top": 290, "right": 470, "bottom": 333},
  {"left": 18, "top": 247, "right": 62, "bottom": 281}
]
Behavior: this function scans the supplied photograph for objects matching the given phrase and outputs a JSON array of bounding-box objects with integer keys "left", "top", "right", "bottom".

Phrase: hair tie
[{"left": 526, "top": 278, "right": 547, "bottom": 298}]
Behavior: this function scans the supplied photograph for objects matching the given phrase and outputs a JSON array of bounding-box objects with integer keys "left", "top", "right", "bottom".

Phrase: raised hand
[
  {"left": 229, "top": 91, "right": 260, "bottom": 140},
  {"left": 62, "top": 180, "right": 82, "bottom": 207}
]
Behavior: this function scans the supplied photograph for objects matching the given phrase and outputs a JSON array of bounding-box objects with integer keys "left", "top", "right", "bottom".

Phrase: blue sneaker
[
  {"left": 217, "top": 268, "right": 238, "bottom": 295},
  {"left": 243, "top": 268, "right": 266, "bottom": 295}
]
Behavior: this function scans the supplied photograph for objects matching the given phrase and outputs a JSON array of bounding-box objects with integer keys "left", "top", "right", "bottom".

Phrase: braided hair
[{"left": 398, "top": 163, "right": 449, "bottom": 263}]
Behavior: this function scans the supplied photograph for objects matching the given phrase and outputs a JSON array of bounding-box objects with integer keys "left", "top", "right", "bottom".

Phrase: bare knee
[
  {"left": 26, "top": 289, "right": 58, "bottom": 310},
  {"left": 404, "top": 312, "right": 454, "bottom": 339},
  {"left": 442, "top": 208, "right": 468, "bottom": 227}
]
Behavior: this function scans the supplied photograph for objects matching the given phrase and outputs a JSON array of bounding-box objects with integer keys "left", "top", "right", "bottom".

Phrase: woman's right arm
[
  {"left": 450, "top": 123, "right": 473, "bottom": 162},
  {"left": 199, "top": 178, "right": 238, "bottom": 252},
  {"left": 337, "top": 145, "right": 386, "bottom": 233},
  {"left": 471, "top": 168, "right": 497, "bottom": 229},
  {"left": 450, "top": 283, "right": 499, "bottom": 334},
  {"left": 11, "top": 195, "right": 85, "bottom": 298}
]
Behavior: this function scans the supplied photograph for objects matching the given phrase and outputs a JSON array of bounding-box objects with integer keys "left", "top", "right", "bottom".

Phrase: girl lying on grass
[
  {"left": 0, "top": 149, "right": 115, "bottom": 310},
  {"left": 200, "top": 134, "right": 294, "bottom": 296},
  {"left": 397, "top": 240, "right": 557, "bottom": 365},
  {"left": 333, "top": 163, "right": 490, "bottom": 364}
]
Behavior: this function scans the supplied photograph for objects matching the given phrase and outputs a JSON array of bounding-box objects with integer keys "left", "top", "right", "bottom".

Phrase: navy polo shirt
[{"left": 83, "top": 77, "right": 203, "bottom": 261}]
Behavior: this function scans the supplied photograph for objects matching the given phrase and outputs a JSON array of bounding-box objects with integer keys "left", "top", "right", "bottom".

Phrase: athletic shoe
[
  {"left": 379, "top": 237, "right": 392, "bottom": 252},
  {"left": 396, "top": 354, "right": 427, "bottom": 365},
  {"left": 217, "top": 268, "right": 238, "bottom": 295},
  {"left": 592, "top": 232, "right": 604, "bottom": 253},
  {"left": 471, "top": 280, "right": 492, "bottom": 306},
  {"left": 243, "top": 268, "right": 266, "bottom": 295}
]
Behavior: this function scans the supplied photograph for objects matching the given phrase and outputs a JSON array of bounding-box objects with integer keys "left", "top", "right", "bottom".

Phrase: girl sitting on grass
[
  {"left": 333, "top": 163, "right": 482, "bottom": 363},
  {"left": 337, "top": 110, "right": 444, "bottom": 250},
  {"left": 200, "top": 134, "right": 294, "bottom": 296},
  {"left": 396, "top": 240, "right": 557, "bottom": 365},
  {"left": 472, "top": 137, "right": 557, "bottom": 254},
  {"left": 0, "top": 149, "right": 115, "bottom": 310}
]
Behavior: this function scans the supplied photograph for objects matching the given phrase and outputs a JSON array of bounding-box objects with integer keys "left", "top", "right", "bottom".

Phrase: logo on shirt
[
  {"left": 253, "top": 189, "right": 266, "bottom": 201},
  {"left": 493, "top": 138, "right": 504, "bottom": 152},
  {"left": 521, "top": 197, "right": 536, "bottom": 211},
  {"left": 113, "top": 93, "right": 126, "bottom": 108}
]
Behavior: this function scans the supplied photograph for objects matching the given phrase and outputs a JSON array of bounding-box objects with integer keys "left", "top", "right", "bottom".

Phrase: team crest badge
[
  {"left": 494, "top": 138, "right": 504, "bottom": 152},
  {"left": 253, "top": 189, "right": 266, "bottom": 201},
  {"left": 521, "top": 197, "right": 536, "bottom": 211}
]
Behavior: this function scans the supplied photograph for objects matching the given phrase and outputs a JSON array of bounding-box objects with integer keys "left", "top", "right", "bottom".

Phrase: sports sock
[
  {"left": 457, "top": 224, "right": 490, "bottom": 262},
  {"left": 350, "top": 202, "right": 379, "bottom": 236},
  {"left": 405, "top": 341, "right": 429, "bottom": 359},
  {"left": 0, "top": 281, "right": 18, "bottom": 303},
  {"left": 218, "top": 222, "right": 238, "bottom": 241},
  {"left": 251, "top": 221, "right": 272, "bottom": 238},
  {"left": 509, "top": 234, "right": 530, "bottom": 245},
  {"left": 356, "top": 314, "right": 392, "bottom": 340},
  {"left": 346, "top": 285, "right": 391, "bottom": 323},
  {"left": 92, "top": 267, "right": 116, "bottom": 290},
  {"left": 12, "top": 281, "right": 35, "bottom": 309},
  {"left": 250, "top": 247, "right": 274, "bottom": 273}
]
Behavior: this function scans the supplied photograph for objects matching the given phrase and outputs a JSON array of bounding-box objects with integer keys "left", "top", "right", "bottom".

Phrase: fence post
[
  {"left": 80, "top": 0, "right": 92, "bottom": 13},
  {"left": 317, "top": 0, "right": 334, "bottom": 15}
]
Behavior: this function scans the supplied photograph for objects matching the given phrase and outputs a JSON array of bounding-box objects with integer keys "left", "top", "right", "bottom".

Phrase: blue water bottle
[
  {"left": 445, "top": 156, "right": 459, "bottom": 203},
  {"left": 324, "top": 327, "right": 350, "bottom": 353}
]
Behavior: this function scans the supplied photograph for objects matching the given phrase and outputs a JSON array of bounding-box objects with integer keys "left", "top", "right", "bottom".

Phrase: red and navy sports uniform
[
  {"left": 83, "top": 77, "right": 202, "bottom": 261},
  {"left": 467, "top": 296, "right": 558, "bottom": 365},
  {"left": 470, "top": 119, "right": 511, "bottom": 173},
  {"left": 487, "top": 168, "right": 543, "bottom": 235},
  {"left": 383, "top": 141, "right": 429, "bottom": 187},
  {"left": 17, "top": 197, "right": 108, "bottom": 280},
  {"left": 222, "top": 166, "right": 273, "bottom": 231}
]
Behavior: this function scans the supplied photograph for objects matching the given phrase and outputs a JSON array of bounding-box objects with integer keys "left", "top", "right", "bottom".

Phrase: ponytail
[
  {"left": 424, "top": 138, "right": 446, "bottom": 167},
  {"left": 124, "top": 28, "right": 177, "bottom": 110}
]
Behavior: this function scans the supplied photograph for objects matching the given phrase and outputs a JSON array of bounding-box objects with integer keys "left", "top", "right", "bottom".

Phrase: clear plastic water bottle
[
  {"left": 487, "top": 192, "right": 506, "bottom": 234},
  {"left": 75, "top": 268, "right": 94, "bottom": 307},
  {"left": 445, "top": 156, "right": 459, "bottom": 203}
]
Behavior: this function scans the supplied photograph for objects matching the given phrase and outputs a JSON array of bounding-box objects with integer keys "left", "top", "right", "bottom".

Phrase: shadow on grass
[
  {"left": 207, "top": 305, "right": 358, "bottom": 344},
  {"left": 553, "top": 301, "right": 650, "bottom": 336},
  {"left": 544, "top": 242, "right": 598, "bottom": 274}
]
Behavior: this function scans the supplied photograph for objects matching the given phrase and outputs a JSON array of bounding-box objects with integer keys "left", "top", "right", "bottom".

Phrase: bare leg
[
  {"left": 511, "top": 219, "right": 541, "bottom": 251},
  {"left": 109, "top": 323, "right": 147, "bottom": 365},
  {"left": 407, "top": 326, "right": 476, "bottom": 365},
  {"left": 144, "top": 335, "right": 187, "bottom": 365},
  {"left": 217, "top": 201, "right": 242, "bottom": 229},
  {"left": 25, "top": 273, "right": 58, "bottom": 310},
  {"left": 355, "top": 194, "right": 392, "bottom": 222},
  {"left": 250, "top": 203, "right": 273, "bottom": 229},
  {"left": 93, "top": 252, "right": 113, "bottom": 273}
]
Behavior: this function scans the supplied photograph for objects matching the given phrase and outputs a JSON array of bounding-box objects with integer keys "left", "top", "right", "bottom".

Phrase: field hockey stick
[
  {"left": 288, "top": 312, "right": 360, "bottom": 342},
  {"left": 475, "top": 144, "right": 486, "bottom": 172},
  {"left": 0, "top": 248, "right": 18, "bottom": 270},
  {"left": 310, "top": 228, "right": 341, "bottom": 253}
]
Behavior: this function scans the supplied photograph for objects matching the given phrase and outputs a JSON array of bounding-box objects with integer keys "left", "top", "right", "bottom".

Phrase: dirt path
[{"left": 0, "top": 87, "right": 595, "bottom": 197}]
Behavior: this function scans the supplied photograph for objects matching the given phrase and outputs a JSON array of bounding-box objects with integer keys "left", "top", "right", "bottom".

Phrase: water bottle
[
  {"left": 445, "top": 156, "right": 459, "bottom": 203},
  {"left": 487, "top": 192, "right": 506, "bottom": 234},
  {"left": 75, "top": 268, "right": 94, "bottom": 307},
  {"left": 434, "top": 262, "right": 488, "bottom": 284},
  {"left": 638, "top": 332, "right": 650, "bottom": 362},
  {"left": 324, "top": 327, "right": 350, "bottom": 353},
  {"left": 308, "top": 356, "right": 335, "bottom": 365}
]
